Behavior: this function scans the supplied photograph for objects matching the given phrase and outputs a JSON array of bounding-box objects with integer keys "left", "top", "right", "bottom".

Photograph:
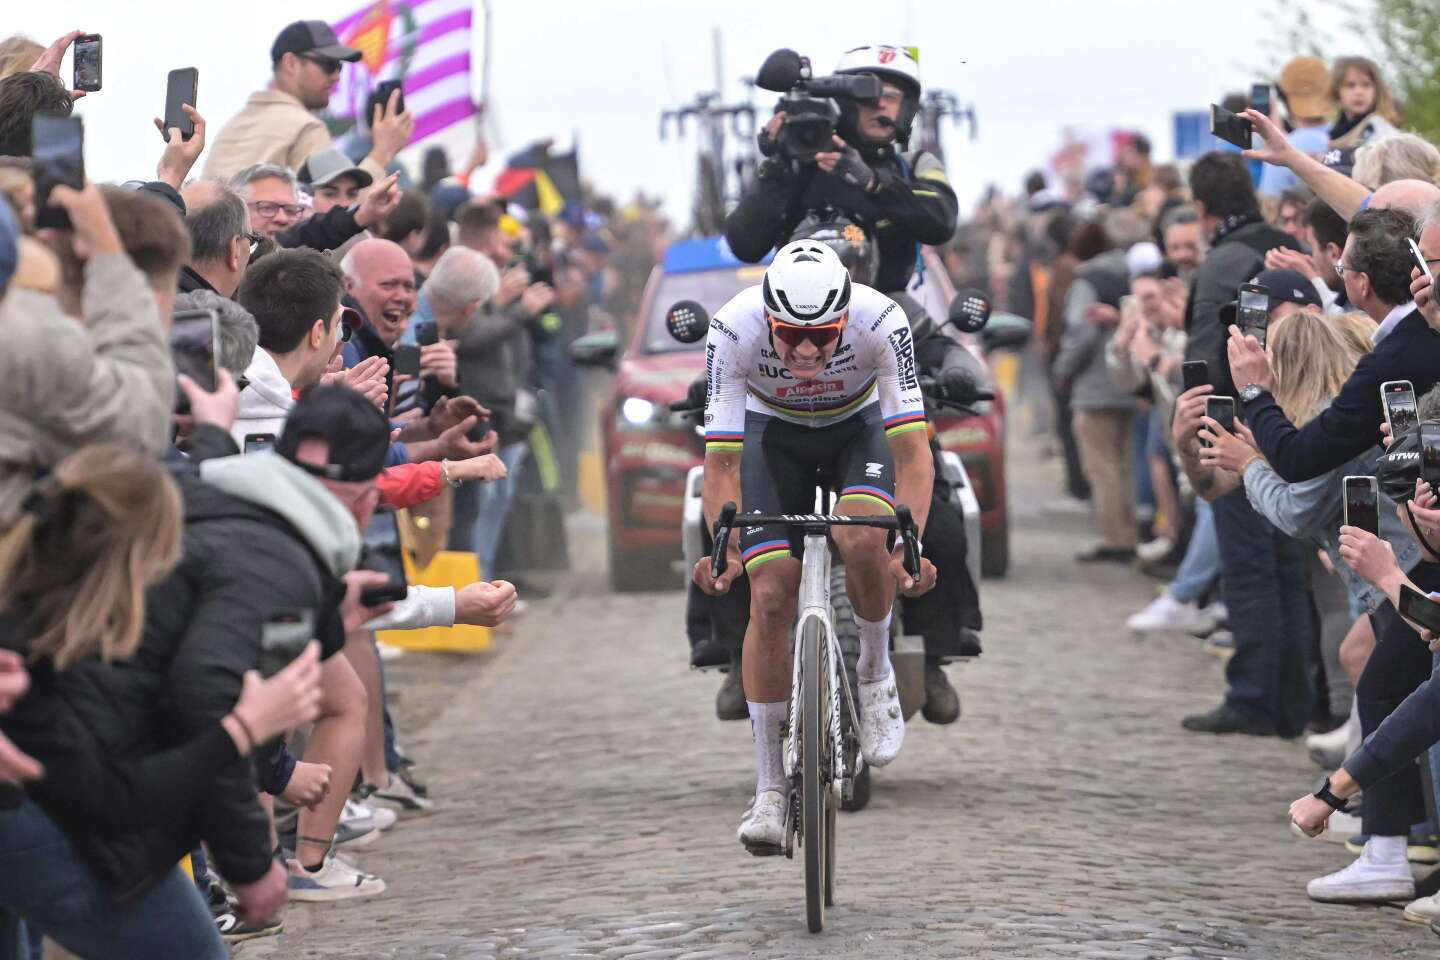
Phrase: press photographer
[{"left": 724, "top": 45, "right": 957, "bottom": 294}]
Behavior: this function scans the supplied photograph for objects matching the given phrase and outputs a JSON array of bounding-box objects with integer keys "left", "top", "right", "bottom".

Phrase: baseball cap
[
  {"left": 271, "top": 20, "right": 362, "bottom": 66},
  {"left": 298, "top": 148, "right": 374, "bottom": 190},
  {"left": 1278, "top": 56, "right": 1333, "bottom": 121},
  {"left": 1219, "top": 267, "right": 1324, "bottom": 324},
  {"left": 278, "top": 384, "right": 390, "bottom": 482}
]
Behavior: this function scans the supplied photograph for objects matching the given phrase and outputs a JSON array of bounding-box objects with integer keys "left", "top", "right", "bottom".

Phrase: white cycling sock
[
  {"left": 748, "top": 700, "right": 788, "bottom": 798},
  {"left": 855, "top": 610, "right": 893, "bottom": 682},
  {"left": 1365, "top": 834, "right": 1408, "bottom": 868}
]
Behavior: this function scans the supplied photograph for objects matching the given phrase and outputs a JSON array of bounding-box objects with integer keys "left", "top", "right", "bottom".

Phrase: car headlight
[{"left": 621, "top": 397, "right": 657, "bottom": 425}]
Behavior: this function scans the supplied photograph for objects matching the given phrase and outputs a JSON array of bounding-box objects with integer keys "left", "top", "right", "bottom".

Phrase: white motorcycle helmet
[
  {"left": 762, "top": 240, "right": 852, "bottom": 326},
  {"left": 833, "top": 45, "right": 922, "bottom": 147}
]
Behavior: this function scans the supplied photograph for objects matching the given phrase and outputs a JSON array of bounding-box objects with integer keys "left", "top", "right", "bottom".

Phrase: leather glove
[{"left": 832, "top": 144, "right": 877, "bottom": 192}]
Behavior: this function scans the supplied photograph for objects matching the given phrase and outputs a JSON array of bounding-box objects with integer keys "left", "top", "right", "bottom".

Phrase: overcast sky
[{"left": 10, "top": 1, "right": 1359, "bottom": 225}]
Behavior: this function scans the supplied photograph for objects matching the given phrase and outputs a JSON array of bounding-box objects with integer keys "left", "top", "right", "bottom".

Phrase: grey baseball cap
[
  {"left": 298, "top": 148, "right": 374, "bottom": 190},
  {"left": 271, "top": 20, "right": 362, "bottom": 65}
]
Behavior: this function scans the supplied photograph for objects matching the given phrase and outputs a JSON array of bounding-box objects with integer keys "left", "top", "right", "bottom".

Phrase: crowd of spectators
[
  {"left": 954, "top": 51, "right": 1440, "bottom": 931},
  {"left": 0, "top": 21, "right": 670, "bottom": 957}
]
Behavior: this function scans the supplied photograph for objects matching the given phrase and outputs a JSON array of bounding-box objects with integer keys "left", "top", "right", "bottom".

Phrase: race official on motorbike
[
  {"left": 693, "top": 220, "right": 981, "bottom": 739},
  {"left": 723, "top": 45, "right": 959, "bottom": 295}
]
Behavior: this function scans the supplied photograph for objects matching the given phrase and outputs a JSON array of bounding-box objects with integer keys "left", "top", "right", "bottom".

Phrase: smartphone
[
  {"left": 1210, "top": 103, "right": 1253, "bottom": 151},
  {"left": 413, "top": 321, "right": 438, "bottom": 347},
  {"left": 359, "top": 544, "right": 409, "bottom": 606},
  {"left": 1398, "top": 584, "right": 1440, "bottom": 636},
  {"left": 1382, "top": 380, "right": 1419, "bottom": 440},
  {"left": 72, "top": 34, "right": 101, "bottom": 92},
  {"left": 243, "top": 432, "right": 276, "bottom": 454},
  {"left": 392, "top": 343, "right": 421, "bottom": 378},
  {"left": 162, "top": 68, "right": 199, "bottom": 143},
  {"left": 31, "top": 112, "right": 84, "bottom": 230},
  {"left": 367, "top": 80, "right": 404, "bottom": 126},
  {"left": 1423, "top": 423, "right": 1440, "bottom": 488},
  {"left": 1343, "top": 475, "right": 1379, "bottom": 536},
  {"left": 169, "top": 308, "right": 220, "bottom": 397},
  {"left": 258, "top": 610, "right": 315, "bottom": 679},
  {"left": 1202, "top": 396, "right": 1235, "bottom": 448},
  {"left": 1250, "top": 83, "right": 1272, "bottom": 118},
  {"left": 1182, "top": 360, "right": 1210, "bottom": 392},
  {"left": 1408, "top": 238, "right": 1434, "bottom": 284},
  {"left": 1237, "top": 283, "right": 1270, "bottom": 347}
]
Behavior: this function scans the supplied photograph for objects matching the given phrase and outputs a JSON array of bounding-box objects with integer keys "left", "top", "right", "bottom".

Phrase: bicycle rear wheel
[{"left": 801, "top": 616, "right": 826, "bottom": 932}]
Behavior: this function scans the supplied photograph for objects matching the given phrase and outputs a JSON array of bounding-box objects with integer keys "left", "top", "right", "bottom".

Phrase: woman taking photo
[
  {"left": 0, "top": 445, "right": 322, "bottom": 960},
  {"left": 1175, "top": 310, "right": 1435, "bottom": 909}
]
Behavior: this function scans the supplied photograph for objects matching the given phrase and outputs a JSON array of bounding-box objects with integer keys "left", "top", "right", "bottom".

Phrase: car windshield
[{"left": 642, "top": 265, "right": 768, "bottom": 354}]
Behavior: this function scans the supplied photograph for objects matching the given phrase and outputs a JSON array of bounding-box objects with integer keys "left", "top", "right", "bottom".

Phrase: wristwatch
[
  {"left": 1239, "top": 383, "right": 1266, "bottom": 403},
  {"left": 1313, "top": 776, "right": 1352, "bottom": 812}
]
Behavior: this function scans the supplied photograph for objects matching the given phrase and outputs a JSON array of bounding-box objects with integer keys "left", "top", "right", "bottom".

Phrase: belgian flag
[{"left": 493, "top": 141, "right": 580, "bottom": 218}]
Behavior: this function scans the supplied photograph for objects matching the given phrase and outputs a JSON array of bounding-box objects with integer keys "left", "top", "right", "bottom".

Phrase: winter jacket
[
  {"left": 1053, "top": 250, "right": 1139, "bottom": 412},
  {"left": 231, "top": 347, "right": 293, "bottom": 447},
  {"left": 201, "top": 89, "right": 387, "bottom": 185},
  {"left": 0, "top": 454, "right": 360, "bottom": 899},
  {"left": 0, "top": 253, "right": 173, "bottom": 526},
  {"left": 277, "top": 205, "right": 365, "bottom": 253},
  {"left": 724, "top": 145, "right": 958, "bottom": 294}
]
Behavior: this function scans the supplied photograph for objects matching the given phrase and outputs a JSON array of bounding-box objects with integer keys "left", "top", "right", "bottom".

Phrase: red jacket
[{"left": 377, "top": 462, "right": 444, "bottom": 509}]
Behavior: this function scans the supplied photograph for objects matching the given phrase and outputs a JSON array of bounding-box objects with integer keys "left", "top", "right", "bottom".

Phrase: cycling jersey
[{"left": 702, "top": 282, "right": 927, "bottom": 452}]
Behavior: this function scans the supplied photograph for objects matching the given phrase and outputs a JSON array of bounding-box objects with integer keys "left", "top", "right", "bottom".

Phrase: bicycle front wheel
[{"left": 801, "top": 616, "right": 827, "bottom": 933}]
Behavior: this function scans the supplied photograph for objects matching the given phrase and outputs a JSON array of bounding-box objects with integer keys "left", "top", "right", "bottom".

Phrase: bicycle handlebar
[{"left": 709, "top": 500, "right": 921, "bottom": 581}]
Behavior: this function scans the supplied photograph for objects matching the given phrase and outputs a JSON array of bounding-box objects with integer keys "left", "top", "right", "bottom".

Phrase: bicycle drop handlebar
[{"left": 710, "top": 501, "right": 922, "bottom": 581}]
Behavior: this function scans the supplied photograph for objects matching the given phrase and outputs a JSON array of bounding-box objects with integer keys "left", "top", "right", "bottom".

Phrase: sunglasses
[
  {"left": 768, "top": 314, "right": 846, "bottom": 351},
  {"left": 302, "top": 54, "right": 343, "bottom": 74}
]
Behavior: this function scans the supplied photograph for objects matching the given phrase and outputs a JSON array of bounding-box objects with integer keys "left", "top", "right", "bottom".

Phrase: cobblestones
[{"left": 242, "top": 440, "right": 1439, "bottom": 958}]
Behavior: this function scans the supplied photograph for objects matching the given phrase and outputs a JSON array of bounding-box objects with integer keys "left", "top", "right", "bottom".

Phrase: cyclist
[{"left": 693, "top": 239, "right": 938, "bottom": 855}]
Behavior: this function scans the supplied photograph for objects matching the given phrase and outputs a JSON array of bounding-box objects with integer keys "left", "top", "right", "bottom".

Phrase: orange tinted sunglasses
[{"left": 767, "top": 313, "right": 847, "bottom": 350}]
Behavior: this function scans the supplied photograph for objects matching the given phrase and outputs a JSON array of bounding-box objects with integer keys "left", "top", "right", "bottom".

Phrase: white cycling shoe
[
  {"left": 737, "top": 790, "right": 787, "bottom": 856},
  {"left": 858, "top": 673, "right": 905, "bottom": 767}
]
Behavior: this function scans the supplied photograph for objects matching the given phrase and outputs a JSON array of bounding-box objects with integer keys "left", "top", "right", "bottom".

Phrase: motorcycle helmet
[
  {"left": 763, "top": 240, "right": 852, "bottom": 326},
  {"left": 833, "top": 45, "right": 922, "bottom": 149},
  {"left": 1376, "top": 422, "right": 1426, "bottom": 504},
  {"left": 789, "top": 216, "right": 879, "bottom": 287}
]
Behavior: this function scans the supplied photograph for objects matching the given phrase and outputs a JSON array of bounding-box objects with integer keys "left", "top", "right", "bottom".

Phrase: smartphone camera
[
  {"left": 1202, "top": 397, "right": 1235, "bottom": 449},
  {"left": 1237, "top": 284, "right": 1270, "bottom": 347},
  {"left": 1423, "top": 423, "right": 1440, "bottom": 488},
  {"left": 1343, "top": 476, "right": 1379, "bottom": 536},
  {"left": 72, "top": 34, "right": 102, "bottom": 93}
]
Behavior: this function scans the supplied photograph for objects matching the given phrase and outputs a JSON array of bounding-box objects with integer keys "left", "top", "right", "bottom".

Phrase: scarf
[{"left": 1210, "top": 212, "right": 1264, "bottom": 247}]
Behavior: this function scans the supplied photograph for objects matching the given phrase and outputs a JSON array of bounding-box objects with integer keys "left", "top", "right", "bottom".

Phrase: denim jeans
[
  {"left": 471, "top": 443, "right": 528, "bottom": 577},
  {"left": 1168, "top": 499, "right": 1219, "bottom": 604},
  {"left": 1211, "top": 487, "right": 1313, "bottom": 735},
  {"left": 0, "top": 800, "right": 226, "bottom": 960}
]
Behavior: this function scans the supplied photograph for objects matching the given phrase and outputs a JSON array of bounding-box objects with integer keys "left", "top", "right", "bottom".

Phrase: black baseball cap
[
  {"left": 278, "top": 384, "right": 390, "bottom": 482},
  {"left": 1220, "top": 267, "right": 1324, "bottom": 324},
  {"left": 272, "top": 20, "right": 363, "bottom": 65}
]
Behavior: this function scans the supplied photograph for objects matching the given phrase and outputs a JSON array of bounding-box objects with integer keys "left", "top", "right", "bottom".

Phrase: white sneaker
[
  {"left": 857, "top": 673, "right": 905, "bottom": 767},
  {"left": 737, "top": 790, "right": 787, "bottom": 855},
  {"left": 1125, "top": 592, "right": 1215, "bottom": 635},
  {"left": 1136, "top": 537, "right": 1174, "bottom": 564},
  {"left": 1306, "top": 843, "right": 1415, "bottom": 903},
  {"left": 343, "top": 798, "right": 397, "bottom": 833},
  {"left": 287, "top": 856, "right": 386, "bottom": 902},
  {"left": 365, "top": 775, "right": 433, "bottom": 818},
  {"left": 1404, "top": 891, "right": 1440, "bottom": 923},
  {"left": 1306, "top": 714, "right": 1353, "bottom": 768}
]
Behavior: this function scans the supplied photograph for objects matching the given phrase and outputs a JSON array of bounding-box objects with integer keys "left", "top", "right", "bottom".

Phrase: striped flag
[{"left": 327, "top": 0, "right": 476, "bottom": 144}]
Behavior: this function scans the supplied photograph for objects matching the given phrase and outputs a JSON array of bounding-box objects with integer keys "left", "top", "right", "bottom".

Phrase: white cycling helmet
[{"left": 763, "top": 240, "right": 853, "bottom": 326}]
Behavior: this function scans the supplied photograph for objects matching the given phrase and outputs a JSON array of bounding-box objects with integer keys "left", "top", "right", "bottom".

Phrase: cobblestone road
[{"left": 243, "top": 437, "right": 1440, "bottom": 959}]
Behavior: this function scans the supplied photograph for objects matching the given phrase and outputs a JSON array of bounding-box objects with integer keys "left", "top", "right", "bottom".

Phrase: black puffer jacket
[{"left": 1, "top": 457, "right": 353, "bottom": 901}]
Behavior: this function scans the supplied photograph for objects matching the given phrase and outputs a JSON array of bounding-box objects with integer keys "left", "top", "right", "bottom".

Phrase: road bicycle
[{"left": 708, "top": 500, "right": 922, "bottom": 932}]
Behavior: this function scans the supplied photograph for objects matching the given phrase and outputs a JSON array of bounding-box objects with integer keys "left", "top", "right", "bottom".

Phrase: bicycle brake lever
[
  {"left": 894, "top": 505, "right": 920, "bottom": 580},
  {"left": 712, "top": 501, "right": 738, "bottom": 580}
]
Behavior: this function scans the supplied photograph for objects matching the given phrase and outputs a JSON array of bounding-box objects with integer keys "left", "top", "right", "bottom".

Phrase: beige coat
[
  {"left": 202, "top": 89, "right": 387, "bottom": 183},
  {"left": 0, "top": 254, "right": 173, "bottom": 525}
]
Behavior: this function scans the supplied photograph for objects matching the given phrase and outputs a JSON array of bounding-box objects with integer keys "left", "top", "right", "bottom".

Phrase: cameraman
[{"left": 724, "top": 45, "right": 957, "bottom": 295}]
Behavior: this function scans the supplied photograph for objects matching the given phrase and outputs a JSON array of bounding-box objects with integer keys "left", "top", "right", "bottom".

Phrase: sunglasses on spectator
[
  {"left": 767, "top": 313, "right": 846, "bottom": 350},
  {"left": 248, "top": 200, "right": 303, "bottom": 219},
  {"left": 302, "top": 54, "right": 343, "bottom": 74}
]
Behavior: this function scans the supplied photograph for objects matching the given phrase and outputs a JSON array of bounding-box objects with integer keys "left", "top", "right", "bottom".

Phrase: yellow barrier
[
  {"left": 578, "top": 450, "right": 606, "bottom": 516},
  {"left": 375, "top": 511, "right": 492, "bottom": 653}
]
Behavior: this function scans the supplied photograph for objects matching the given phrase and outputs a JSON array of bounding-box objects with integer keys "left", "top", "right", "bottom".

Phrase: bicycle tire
[{"left": 802, "top": 616, "right": 826, "bottom": 933}]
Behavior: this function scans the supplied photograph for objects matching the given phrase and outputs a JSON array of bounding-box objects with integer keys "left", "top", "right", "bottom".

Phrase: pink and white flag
[{"left": 328, "top": 0, "right": 476, "bottom": 143}]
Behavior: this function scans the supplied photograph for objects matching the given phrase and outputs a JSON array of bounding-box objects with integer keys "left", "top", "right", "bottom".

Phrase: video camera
[{"left": 756, "top": 48, "right": 880, "bottom": 163}]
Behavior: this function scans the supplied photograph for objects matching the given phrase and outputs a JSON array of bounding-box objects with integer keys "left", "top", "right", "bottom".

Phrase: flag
[
  {"left": 494, "top": 142, "right": 580, "bottom": 218},
  {"left": 327, "top": 0, "right": 476, "bottom": 144}
]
